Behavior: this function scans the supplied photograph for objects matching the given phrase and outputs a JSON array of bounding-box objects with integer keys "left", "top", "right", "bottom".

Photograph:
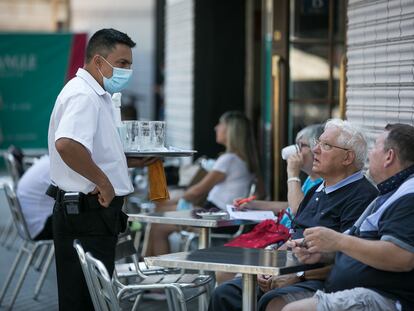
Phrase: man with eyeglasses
[
  {"left": 209, "top": 119, "right": 378, "bottom": 311},
  {"left": 281, "top": 123, "right": 414, "bottom": 311}
]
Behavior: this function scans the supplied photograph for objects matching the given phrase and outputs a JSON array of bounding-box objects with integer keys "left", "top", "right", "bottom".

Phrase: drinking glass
[
  {"left": 150, "top": 121, "right": 166, "bottom": 150},
  {"left": 124, "top": 120, "right": 139, "bottom": 151},
  {"left": 138, "top": 121, "right": 152, "bottom": 150}
]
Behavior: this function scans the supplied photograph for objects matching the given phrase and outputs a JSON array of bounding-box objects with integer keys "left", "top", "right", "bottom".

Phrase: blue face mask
[{"left": 98, "top": 56, "right": 133, "bottom": 94}]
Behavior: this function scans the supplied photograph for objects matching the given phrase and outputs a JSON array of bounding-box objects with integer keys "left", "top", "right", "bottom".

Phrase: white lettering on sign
[{"left": 0, "top": 54, "right": 37, "bottom": 73}]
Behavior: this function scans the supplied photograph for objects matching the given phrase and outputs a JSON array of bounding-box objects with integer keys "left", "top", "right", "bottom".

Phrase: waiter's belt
[{"left": 46, "top": 184, "right": 101, "bottom": 210}]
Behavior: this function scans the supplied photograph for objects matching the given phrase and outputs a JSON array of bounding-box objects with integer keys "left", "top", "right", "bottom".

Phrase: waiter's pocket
[{"left": 96, "top": 196, "right": 126, "bottom": 235}]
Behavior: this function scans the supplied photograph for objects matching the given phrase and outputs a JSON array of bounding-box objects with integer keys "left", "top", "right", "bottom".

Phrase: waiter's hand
[
  {"left": 91, "top": 181, "right": 115, "bottom": 208},
  {"left": 127, "top": 157, "right": 159, "bottom": 168}
]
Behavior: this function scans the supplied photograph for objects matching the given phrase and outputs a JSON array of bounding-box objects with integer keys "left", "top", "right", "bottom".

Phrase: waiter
[{"left": 47, "top": 28, "right": 153, "bottom": 310}]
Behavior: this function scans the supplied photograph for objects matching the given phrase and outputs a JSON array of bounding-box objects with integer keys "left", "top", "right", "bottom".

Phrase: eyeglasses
[{"left": 312, "top": 138, "right": 349, "bottom": 151}]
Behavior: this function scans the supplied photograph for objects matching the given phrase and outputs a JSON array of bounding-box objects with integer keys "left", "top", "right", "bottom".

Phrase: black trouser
[
  {"left": 34, "top": 215, "right": 54, "bottom": 241},
  {"left": 52, "top": 195, "right": 126, "bottom": 311}
]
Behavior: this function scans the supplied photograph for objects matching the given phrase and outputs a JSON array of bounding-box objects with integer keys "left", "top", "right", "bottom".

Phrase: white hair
[{"left": 324, "top": 118, "right": 367, "bottom": 170}]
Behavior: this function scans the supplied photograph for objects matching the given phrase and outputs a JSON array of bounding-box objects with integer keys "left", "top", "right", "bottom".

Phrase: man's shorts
[{"left": 314, "top": 287, "right": 401, "bottom": 311}]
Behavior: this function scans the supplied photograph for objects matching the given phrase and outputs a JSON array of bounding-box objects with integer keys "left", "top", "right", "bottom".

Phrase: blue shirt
[
  {"left": 325, "top": 166, "right": 414, "bottom": 310},
  {"left": 279, "top": 176, "right": 323, "bottom": 228},
  {"left": 291, "top": 173, "right": 378, "bottom": 239}
]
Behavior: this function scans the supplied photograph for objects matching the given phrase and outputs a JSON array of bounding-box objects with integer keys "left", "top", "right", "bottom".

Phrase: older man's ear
[{"left": 342, "top": 150, "right": 356, "bottom": 166}]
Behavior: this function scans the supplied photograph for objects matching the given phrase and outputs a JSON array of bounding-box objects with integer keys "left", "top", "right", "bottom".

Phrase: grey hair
[
  {"left": 324, "top": 118, "right": 367, "bottom": 170},
  {"left": 296, "top": 123, "right": 325, "bottom": 149}
]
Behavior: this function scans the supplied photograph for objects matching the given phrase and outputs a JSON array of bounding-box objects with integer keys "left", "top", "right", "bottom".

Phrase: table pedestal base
[{"left": 242, "top": 273, "right": 257, "bottom": 311}]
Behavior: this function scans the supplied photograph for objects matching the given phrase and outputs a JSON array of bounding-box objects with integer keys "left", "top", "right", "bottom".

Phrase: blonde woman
[{"left": 145, "top": 111, "right": 263, "bottom": 256}]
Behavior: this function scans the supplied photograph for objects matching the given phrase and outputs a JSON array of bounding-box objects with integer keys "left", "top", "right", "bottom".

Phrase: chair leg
[
  {"left": 131, "top": 292, "right": 143, "bottom": 311},
  {"left": 182, "top": 232, "right": 197, "bottom": 252},
  {"left": 33, "top": 245, "right": 54, "bottom": 300},
  {"left": 0, "top": 219, "right": 13, "bottom": 246},
  {"left": 165, "top": 289, "right": 176, "bottom": 311},
  {"left": 33, "top": 244, "right": 48, "bottom": 271},
  {"left": 167, "top": 286, "right": 187, "bottom": 311},
  {"left": 5, "top": 229, "right": 19, "bottom": 251},
  {"left": 201, "top": 284, "right": 212, "bottom": 311},
  {"left": 1, "top": 221, "right": 16, "bottom": 249},
  {"left": 0, "top": 243, "right": 26, "bottom": 304},
  {"left": 133, "top": 229, "right": 142, "bottom": 252},
  {"left": 7, "top": 245, "right": 36, "bottom": 309},
  {"left": 140, "top": 223, "right": 152, "bottom": 257},
  {"left": 176, "top": 287, "right": 187, "bottom": 311}
]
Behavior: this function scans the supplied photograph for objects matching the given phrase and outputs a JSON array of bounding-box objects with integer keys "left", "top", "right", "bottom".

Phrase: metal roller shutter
[
  {"left": 164, "top": 0, "right": 194, "bottom": 154},
  {"left": 346, "top": 0, "right": 414, "bottom": 142}
]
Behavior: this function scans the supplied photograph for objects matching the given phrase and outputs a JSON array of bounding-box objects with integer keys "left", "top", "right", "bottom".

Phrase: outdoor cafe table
[
  {"left": 127, "top": 210, "right": 256, "bottom": 248},
  {"left": 145, "top": 246, "right": 323, "bottom": 311}
]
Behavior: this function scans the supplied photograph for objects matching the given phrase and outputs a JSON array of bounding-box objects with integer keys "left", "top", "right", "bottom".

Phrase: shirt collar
[
  {"left": 377, "top": 164, "right": 414, "bottom": 195},
  {"left": 76, "top": 68, "right": 107, "bottom": 97},
  {"left": 316, "top": 171, "right": 364, "bottom": 194}
]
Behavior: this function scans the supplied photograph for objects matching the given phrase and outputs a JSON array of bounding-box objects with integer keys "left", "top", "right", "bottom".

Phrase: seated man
[
  {"left": 209, "top": 119, "right": 379, "bottom": 311},
  {"left": 16, "top": 155, "right": 54, "bottom": 240},
  {"left": 282, "top": 123, "right": 414, "bottom": 311}
]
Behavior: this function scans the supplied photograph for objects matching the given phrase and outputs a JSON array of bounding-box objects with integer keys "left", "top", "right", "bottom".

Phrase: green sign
[{"left": 0, "top": 33, "right": 76, "bottom": 150}]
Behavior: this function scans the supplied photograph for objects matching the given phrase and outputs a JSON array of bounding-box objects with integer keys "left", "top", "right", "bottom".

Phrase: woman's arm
[
  {"left": 286, "top": 153, "right": 305, "bottom": 214},
  {"left": 287, "top": 179, "right": 304, "bottom": 214},
  {"left": 242, "top": 200, "right": 288, "bottom": 212},
  {"left": 182, "top": 170, "right": 225, "bottom": 203}
]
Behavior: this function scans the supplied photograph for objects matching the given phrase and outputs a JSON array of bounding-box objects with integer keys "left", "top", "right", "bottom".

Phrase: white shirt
[
  {"left": 17, "top": 155, "right": 54, "bottom": 239},
  {"left": 48, "top": 68, "right": 133, "bottom": 195},
  {"left": 207, "top": 153, "right": 254, "bottom": 209}
]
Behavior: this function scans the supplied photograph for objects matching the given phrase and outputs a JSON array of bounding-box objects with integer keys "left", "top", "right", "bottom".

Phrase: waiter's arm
[
  {"left": 55, "top": 137, "right": 114, "bottom": 207},
  {"left": 127, "top": 157, "right": 158, "bottom": 167}
]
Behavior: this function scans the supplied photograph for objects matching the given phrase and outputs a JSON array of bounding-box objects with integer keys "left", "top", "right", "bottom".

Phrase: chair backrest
[
  {"left": 85, "top": 252, "right": 120, "bottom": 311},
  {"left": 73, "top": 240, "right": 103, "bottom": 311},
  {"left": 1, "top": 184, "right": 32, "bottom": 241},
  {"left": 3, "top": 151, "right": 22, "bottom": 190}
]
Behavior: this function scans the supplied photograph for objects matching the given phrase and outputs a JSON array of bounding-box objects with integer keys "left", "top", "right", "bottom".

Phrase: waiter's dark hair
[
  {"left": 384, "top": 123, "right": 414, "bottom": 167},
  {"left": 85, "top": 28, "right": 136, "bottom": 63}
]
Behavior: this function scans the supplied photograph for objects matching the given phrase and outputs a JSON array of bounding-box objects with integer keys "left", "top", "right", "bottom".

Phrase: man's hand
[
  {"left": 303, "top": 226, "right": 343, "bottom": 253},
  {"left": 293, "top": 245, "right": 323, "bottom": 264},
  {"left": 127, "top": 157, "right": 159, "bottom": 167},
  {"left": 270, "top": 274, "right": 300, "bottom": 289},
  {"left": 257, "top": 275, "right": 272, "bottom": 292},
  {"left": 287, "top": 239, "right": 323, "bottom": 264},
  {"left": 91, "top": 180, "right": 115, "bottom": 208}
]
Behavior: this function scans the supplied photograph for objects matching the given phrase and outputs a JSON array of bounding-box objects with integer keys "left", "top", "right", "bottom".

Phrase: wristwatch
[{"left": 296, "top": 271, "right": 306, "bottom": 281}]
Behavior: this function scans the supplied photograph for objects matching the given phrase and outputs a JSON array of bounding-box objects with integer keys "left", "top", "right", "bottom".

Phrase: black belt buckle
[{"left": 63, "top": 192, "right": 81, "bottom": 215}]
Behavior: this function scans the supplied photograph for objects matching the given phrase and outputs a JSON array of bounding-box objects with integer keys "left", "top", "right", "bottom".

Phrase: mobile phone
[{"left": 63, "top": 192, "right": 80, "bottom": 215}]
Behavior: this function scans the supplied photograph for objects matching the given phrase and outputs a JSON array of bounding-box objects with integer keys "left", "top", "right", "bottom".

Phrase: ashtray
[{"left": 195, "top": 211, "right": 229, "bottom": 220}]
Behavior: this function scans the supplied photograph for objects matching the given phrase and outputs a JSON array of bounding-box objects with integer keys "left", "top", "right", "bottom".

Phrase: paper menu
[{"left": 226, "top": 205, "right": 276, "bottom": 221}]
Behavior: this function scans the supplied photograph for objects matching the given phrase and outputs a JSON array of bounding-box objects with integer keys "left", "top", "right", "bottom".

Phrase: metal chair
[
  {"left": 114, "top": 233, "right": 212, "bottom": 311},
  {"left": 0, "top": 185, "right": 54, "bottom": 309},
  {"left": 75, "top": 236, "right": 212, "bottom": 311},
  {"left": 0, "top": 151, "right": 22, "bottom": 248},
  {"left": 3, "top": 147, "right": 25, "bottom": 189},
  {"left": 73, "top": 239, "right": 107, "bottom": 311}
]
